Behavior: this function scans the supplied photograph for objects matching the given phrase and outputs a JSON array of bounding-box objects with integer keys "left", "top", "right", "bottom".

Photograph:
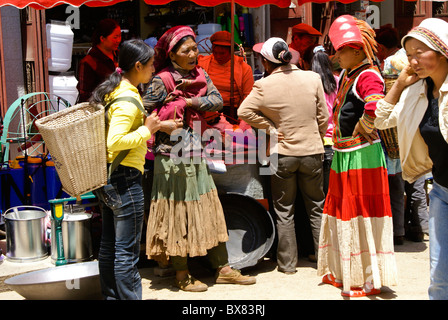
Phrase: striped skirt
[
  {"left": 317, "top": 142, "right": 398, "bottom": 291},
  {"left": 146, "top": 155, "right": 229, "bottom": 264}
]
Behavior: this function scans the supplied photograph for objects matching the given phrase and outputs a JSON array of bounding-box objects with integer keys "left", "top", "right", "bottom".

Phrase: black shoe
[
  {"left": 394, "top": 236, "right": 405, "bottom": 245},
  {"left": 407, "top": 232, "right": 424, "bottom": 242}
]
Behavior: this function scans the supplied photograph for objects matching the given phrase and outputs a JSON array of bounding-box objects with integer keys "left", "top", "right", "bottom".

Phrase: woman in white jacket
[{"left": 374, "top": 18, "right": 448, "bottom": 300}]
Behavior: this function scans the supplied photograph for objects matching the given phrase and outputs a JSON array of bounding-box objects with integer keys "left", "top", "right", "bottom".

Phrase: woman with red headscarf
[
  {"left": 317, "top": 15, "right": 398, "bottom": 298},
  {"left": 143, "top": 26, "right": 255, "bottom": 292}
]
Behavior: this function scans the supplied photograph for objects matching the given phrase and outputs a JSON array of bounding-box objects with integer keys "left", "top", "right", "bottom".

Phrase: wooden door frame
[{"left": 22, "top": 7, "right": 48, "bottom": 95}]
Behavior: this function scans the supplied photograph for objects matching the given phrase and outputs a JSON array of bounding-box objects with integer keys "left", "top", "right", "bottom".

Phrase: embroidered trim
[
  {"left": 412, "top": 27, "right": 448, "bottom": 58},
  {"left": 365, "top": 93, "right": 385, "bottom": 102},
  {"left": 333, "top": 64, "right": 370, "bottom": 149},
  {"left": 333, "top": 64, "right": 383, "bottom": 150},
  {"left": 359, "top": 113, "right": 376, "bottom": 133}
]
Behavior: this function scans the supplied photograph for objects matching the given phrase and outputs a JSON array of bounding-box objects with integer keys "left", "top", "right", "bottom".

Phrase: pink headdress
[
  {"left": 154, "top": 25, "right": 196, "bottom": 73},
  {"left": 329, "top": 15, "right": 378, "bottom": 65}
]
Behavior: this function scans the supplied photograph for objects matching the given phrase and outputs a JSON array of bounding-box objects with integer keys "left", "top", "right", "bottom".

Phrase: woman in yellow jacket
[{"left": 90, "top": 39, "right": 164, "bottom": 300}]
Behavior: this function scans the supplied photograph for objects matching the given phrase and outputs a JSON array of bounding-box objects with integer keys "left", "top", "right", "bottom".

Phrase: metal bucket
[
  {"left": 51, "top": 205, "right": 92, "bottom": 264},
  {"left": 4, "top": 206, "right": 49, "bottom": 262}
]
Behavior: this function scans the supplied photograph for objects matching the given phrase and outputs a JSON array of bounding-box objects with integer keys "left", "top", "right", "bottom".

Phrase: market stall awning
[
  {"left": 293, "top": 0, "right": 416, "bottom": 4},
  {"left": 0, "top": 0, "right": 292, "bottom": 9},
  {"left": 0, "top": 0, "right": 124, "bottom": 9},
  {"left": 147, "top": 0, "right": 292, "bottom": 7}
]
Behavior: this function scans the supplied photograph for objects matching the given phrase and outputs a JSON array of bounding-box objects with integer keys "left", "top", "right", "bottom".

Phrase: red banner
[
  {"left": 294, "top": 0, "right": 416, "bottom": 4},
  {"left": 0, "top": 0, "right": 292, "bottom": 10}
]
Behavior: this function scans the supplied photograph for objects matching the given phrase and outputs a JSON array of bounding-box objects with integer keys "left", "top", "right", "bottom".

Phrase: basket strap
[
  {"left": 108, "top": 149, "right": 130, "bottom": 178},
  {"left": 104, "top": 96, "right": 148, "bottom": 177},
  {"left": 104, "top": 96, "right": 149, "bottom": 121}
]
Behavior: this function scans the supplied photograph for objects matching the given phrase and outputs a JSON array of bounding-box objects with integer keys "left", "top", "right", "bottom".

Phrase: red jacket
[
  {"left": 198, "top": 54, "right": 253, "bottom": 121},
  {"left": 76, "top": 46, "right": 118, "bottom": 103}
]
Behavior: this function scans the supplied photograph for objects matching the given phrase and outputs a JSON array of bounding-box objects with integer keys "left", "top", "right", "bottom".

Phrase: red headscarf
[
  {"left": 153, "top": 25, "right": 210, "bottom": 135},
  {"left": 154, "top": 25, "right": 196, "bottom": 73}
]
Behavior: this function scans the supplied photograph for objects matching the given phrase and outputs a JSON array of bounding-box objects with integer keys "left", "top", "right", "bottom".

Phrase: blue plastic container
[
  {"left": 1, "top": 167, "right": 26, "bottom": 211},
  {"left": 16, "top": 156, "right": 47, "bottom": 209},
  {"left": 45, "top": 160, "right": 69, "bottom": 201},
  {"left": 28, "top": 157, "right": 48, "bottom": 209}
]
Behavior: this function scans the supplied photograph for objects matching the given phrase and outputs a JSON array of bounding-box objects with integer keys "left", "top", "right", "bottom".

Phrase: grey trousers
[
  {"left": 271, "top": 154, "right": 325, "bottom": 273},
  {"left": 388, "top": 172, "right": 406, "bottom": 237}
]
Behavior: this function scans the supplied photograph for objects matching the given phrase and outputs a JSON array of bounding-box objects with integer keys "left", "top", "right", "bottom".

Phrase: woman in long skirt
[
  {"left": 317, "top": 15, "right": 398, "bottom": 298},
  {"left": 143, "top": 26, "right": 255, "bottom": 292}
]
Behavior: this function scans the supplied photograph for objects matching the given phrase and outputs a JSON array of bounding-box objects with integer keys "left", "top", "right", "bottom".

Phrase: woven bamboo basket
[
  {"left": 35, "top": 102, "right": 107, "bottom": 198},
  {"left": 384, "top": 74, "right": 398, "bottom": 93},
  {"left": 379, "top": 74, "right": 400, "bottom": 159}
]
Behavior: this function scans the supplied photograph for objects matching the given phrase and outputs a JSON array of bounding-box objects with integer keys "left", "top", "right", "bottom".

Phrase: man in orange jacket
[
  {"left": 198, "top": 31, "right": 254, "bottom": 124},
  {"left": 289, "top": 23, "right": 322, "bottom": 70}
]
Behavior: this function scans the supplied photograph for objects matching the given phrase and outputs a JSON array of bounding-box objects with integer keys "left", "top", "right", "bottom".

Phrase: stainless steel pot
[
  {"left": 50, "top": 204, "right": 92, "bottom": 264},
  {"left": 4, "top": 206, "right": 49, "bottom": 262}
]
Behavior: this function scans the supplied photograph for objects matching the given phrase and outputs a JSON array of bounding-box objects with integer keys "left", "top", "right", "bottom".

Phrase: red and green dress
[{"left": 317, "top": 62, "right": 398, "bottom": 291}]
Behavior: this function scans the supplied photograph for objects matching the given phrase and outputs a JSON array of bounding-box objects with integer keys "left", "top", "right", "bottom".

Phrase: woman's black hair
[
  {"left": 90, "top": 39, "right": 154, "bottom": 104},
  {"left": 91, "top": 19, "right": 120, "bottom": 46},
  {"left": 171, "top": 35, "right": 195, "bottom": 54},
  {"left": 263, "top": 40, "right": 292, "bottom": 72},
  {"left": 268, "top": 40, "right": 293, "bottom": 67},
  {"left": 304, "top": 45, "right": 337, "bottom": 95}
]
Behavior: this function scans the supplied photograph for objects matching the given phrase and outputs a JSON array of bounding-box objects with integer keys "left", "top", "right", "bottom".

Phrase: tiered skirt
[
  {"left": 317, "top": 142, "right": 398, "bottom": 291},
  {"left": 146, "top": 155, "right": 229, "bottom": 264}
]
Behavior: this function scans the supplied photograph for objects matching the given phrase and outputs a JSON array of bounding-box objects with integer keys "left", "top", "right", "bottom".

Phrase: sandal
[
  {"left": 341, "top": 287, "right": 381, "bottom": 297},
  {"left": 322, "top": 274, "right": 343, "bottom": 288}
]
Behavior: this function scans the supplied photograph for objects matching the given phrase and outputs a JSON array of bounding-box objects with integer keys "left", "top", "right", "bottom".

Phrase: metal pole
[{"left": 230, "top": 0, "right": 235, "bottom": 112}]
